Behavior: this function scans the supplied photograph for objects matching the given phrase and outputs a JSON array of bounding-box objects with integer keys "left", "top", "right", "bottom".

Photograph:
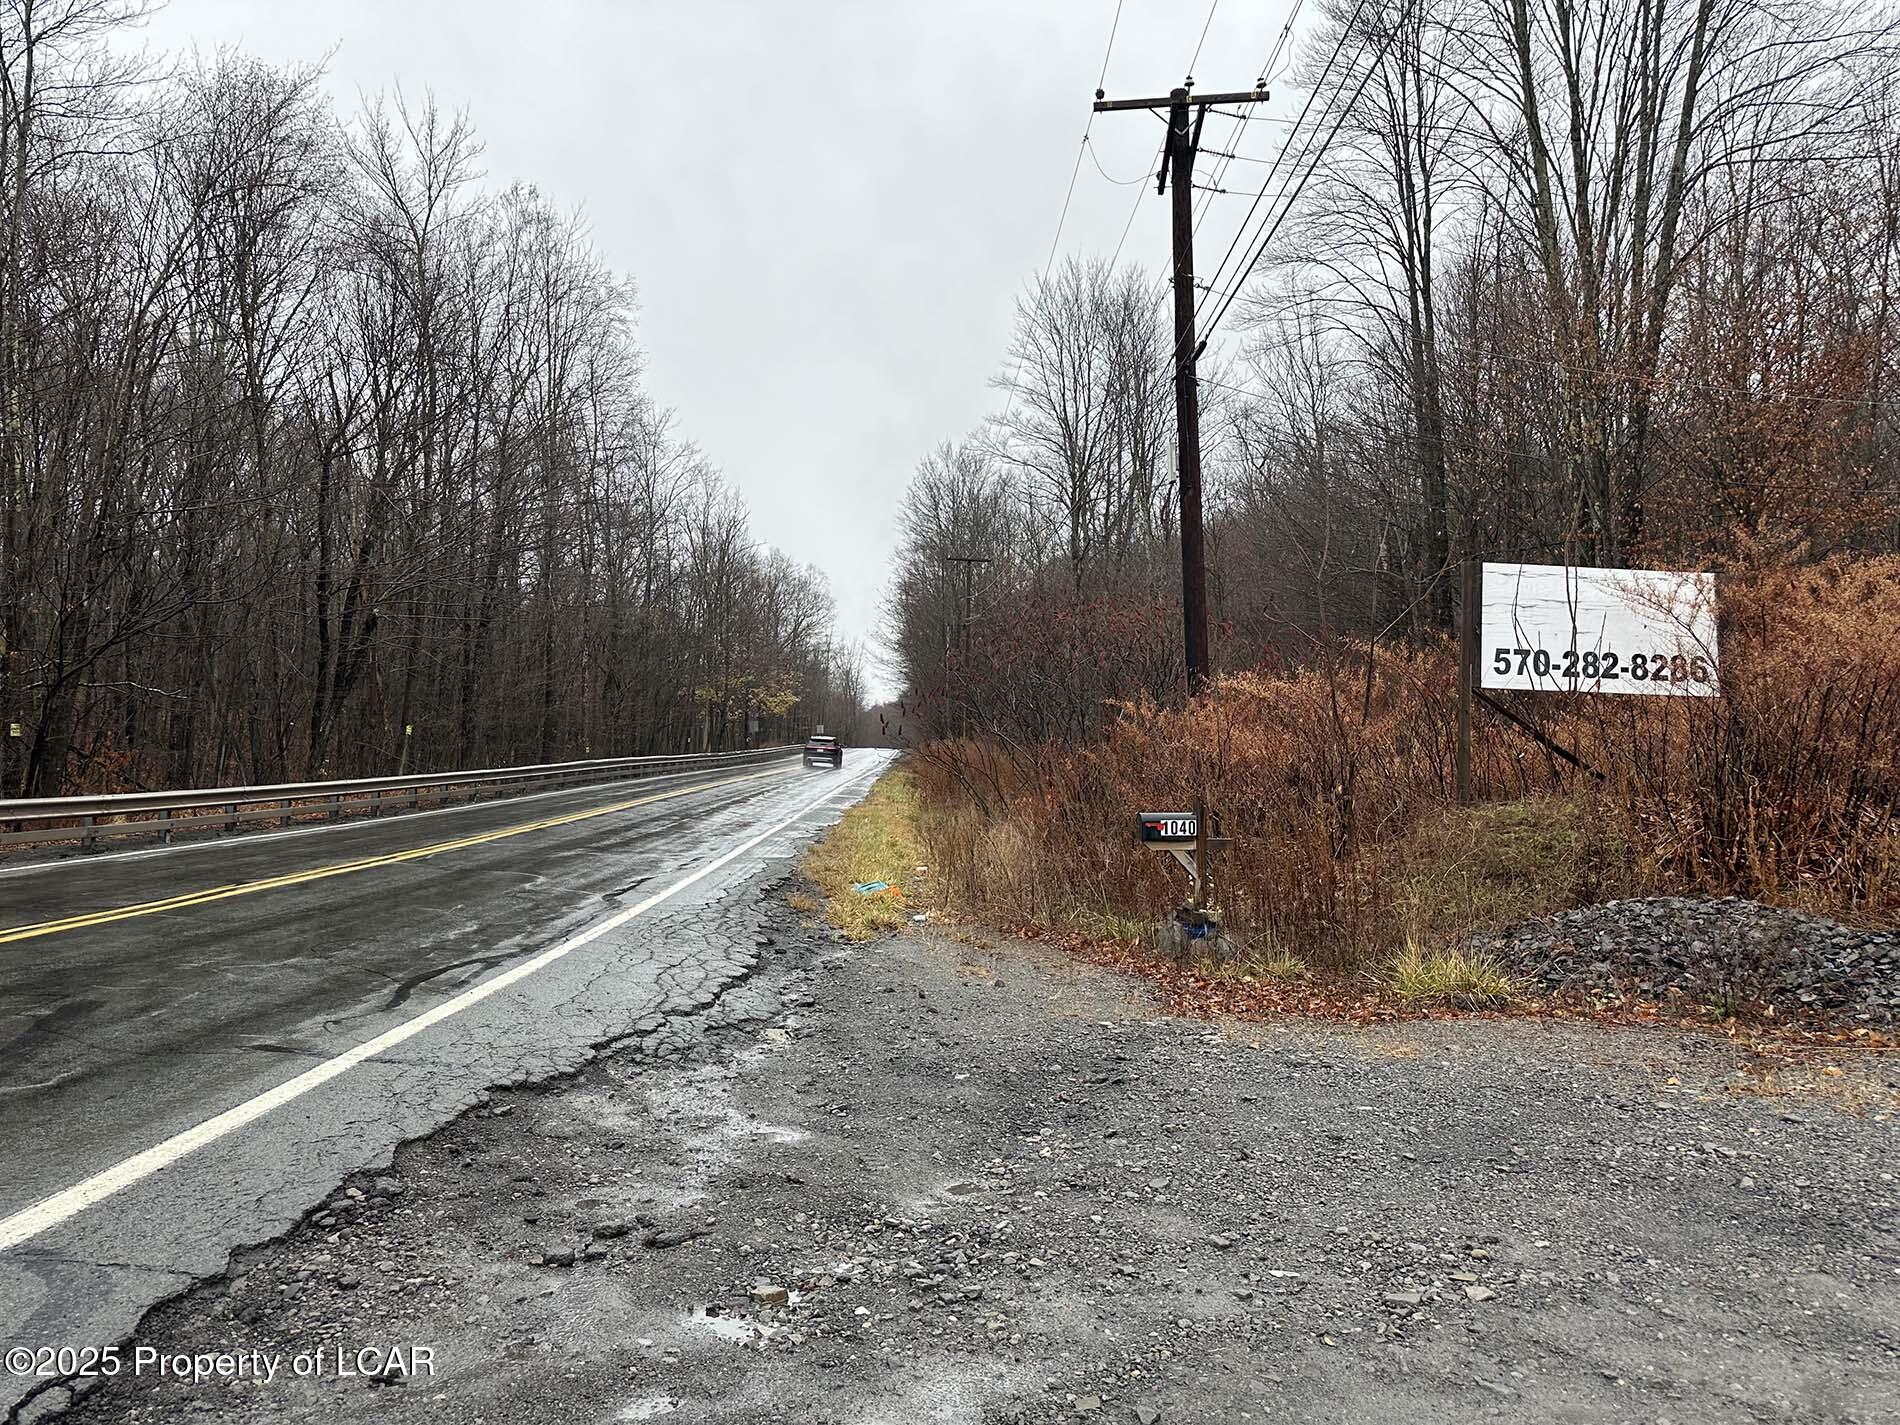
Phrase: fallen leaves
[{"left": 1011, "top": 923, "right": 1899, "bottom": 1057}]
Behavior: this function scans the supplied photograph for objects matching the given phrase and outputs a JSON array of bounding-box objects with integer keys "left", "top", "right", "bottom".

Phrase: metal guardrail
[{"left": 0, "top": 746, "right": 803, "bottom": 852}]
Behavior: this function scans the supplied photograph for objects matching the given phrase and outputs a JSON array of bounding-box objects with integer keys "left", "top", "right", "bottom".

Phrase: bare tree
[{"left": 0, "top": 8, "right": 858, "bottom": 794}]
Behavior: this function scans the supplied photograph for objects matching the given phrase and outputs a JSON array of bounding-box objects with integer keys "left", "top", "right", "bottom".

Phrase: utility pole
[
  {"left": 940, "top": 554, "right": 992, "bottom": 739},
  {"left": 1094, "top": 80, "right": 1268, "bottom": 695},
  {"left": 944, "top": 554, "right": 992, "bottom": 658}
]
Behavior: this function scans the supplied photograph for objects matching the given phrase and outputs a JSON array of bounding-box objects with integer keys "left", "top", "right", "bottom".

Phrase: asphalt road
[{"left": 0, "top": 750, "right": 890, "bottom": 1418}]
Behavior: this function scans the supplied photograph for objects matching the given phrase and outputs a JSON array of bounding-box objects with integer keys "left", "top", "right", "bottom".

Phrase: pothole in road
[{"left": 550, "top": 1086, "right": 647, "bottom": 1134}]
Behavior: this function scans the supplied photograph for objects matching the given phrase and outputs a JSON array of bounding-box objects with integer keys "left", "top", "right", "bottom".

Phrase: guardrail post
[
  {"left": 158, "top": 811, "right": 173, "bottom": 845},
  {"left": 81, "top": 814, "right": 97, "bottom": 851},
  {"left": 328, "top": 795, "right": 341, "bottom": 820},
  {"left": 281, "top": 798, "right": 294, "bottom": 829},
  {"left": 223, "top": 803, "right": 237, "bottom": 835}
]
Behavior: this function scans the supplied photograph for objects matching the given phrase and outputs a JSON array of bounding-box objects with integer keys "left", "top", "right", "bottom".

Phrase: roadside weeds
[
  {"left": 814, "top": 761, "right": 1894, "bottom": 1057},
  {"left": 799, "top": 769, "right": 929, "bottom": 939}
]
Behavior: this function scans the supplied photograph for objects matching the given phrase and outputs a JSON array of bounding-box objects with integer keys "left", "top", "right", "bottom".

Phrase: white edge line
[
  {"left": 0, "top": 755, "right": 886, "bottom": 1252},
  {"left": 0, "top": 758, "right": 804, "bottom": 881}
]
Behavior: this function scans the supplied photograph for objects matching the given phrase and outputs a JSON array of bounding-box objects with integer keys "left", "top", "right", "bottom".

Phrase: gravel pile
[{"left": 1482, "top": 895, "right": 1900, "bottom": 1026}]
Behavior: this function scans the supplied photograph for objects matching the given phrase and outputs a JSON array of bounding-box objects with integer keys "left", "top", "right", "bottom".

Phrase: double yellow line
[{"left": 0, "top": 764, "right": 793, "bottom": 947}]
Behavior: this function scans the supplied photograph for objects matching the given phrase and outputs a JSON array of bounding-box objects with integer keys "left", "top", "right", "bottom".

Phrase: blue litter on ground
[{"left": 852, "top": 881, "right": 892, "bottom": 895}]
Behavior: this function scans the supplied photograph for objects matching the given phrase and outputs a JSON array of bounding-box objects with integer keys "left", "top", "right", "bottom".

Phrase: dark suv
[{"left": 802, "top": 734, "right": 843, "bottom": 768}]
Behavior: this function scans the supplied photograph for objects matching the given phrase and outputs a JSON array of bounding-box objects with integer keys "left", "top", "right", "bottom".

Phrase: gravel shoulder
[{"left": 28, "top": 882, "right": 1900, "bottom": 1425}]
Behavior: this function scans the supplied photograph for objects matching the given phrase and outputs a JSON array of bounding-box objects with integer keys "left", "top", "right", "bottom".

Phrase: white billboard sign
[{"left": 1479, "top": 562, "right": 1718, "bottom": 697}]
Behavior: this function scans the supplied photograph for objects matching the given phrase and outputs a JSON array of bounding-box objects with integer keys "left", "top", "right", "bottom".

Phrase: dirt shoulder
[{"left": 33, "top": 886, "right": 1900, "bottom": 1425}]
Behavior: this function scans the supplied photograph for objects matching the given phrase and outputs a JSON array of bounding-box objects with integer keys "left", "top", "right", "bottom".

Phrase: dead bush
[
  {"left": 911, "top": 555, "right": 1899, "bottom": 971},
  {"left": 1595, "top": 551, "right": 1900, "bottom": 917}
]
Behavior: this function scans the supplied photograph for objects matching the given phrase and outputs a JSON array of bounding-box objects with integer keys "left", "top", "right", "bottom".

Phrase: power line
[
  {"left": 1130, "top": 0, "right": 1305, "bottom": 331},
  {"left": 1409, "top": 327, "right": 1896, "bottom": 411},
  {"left": 1108, "top": 169, "right": 1152, "bottom": 268},
  {"left": 1001, "top": 0, "right": 1129, "bottom": 421},
  {"left": 1201, "top": 370, "right": 1563, "bottom": 465},
  {"left": 1197, "top": 6, "right": 1399, "bottom": 347},
  {"left": 1050, "top": 1, "right": 1307, "bottom": 341},
  {"left": 1087, "top": 137, "right": 1153, "bottom": 186},
  {"left": 1196, "top": 0, "right": 1367, "bottom": 325},
  {"left": 1040, "top": 0, "right": 1129, "bottom": 275},
  {"left": 1187, "top": 0, "right": 1222, "bottom": 74},
  {"left": 1095, "top": 0, "right": 1128, "bottom": 90},
  {"left": 1189, "top": 1, "right": 1305, "bottom": 251},
  {"left": 1150, "top": 4, "right": 1303, "bottom": 279},
  {"left": 1201, "top": 113, "right": 1473, "bottom": 147},
  {"left": 1112, "top": 2, "right": 1304, "bottom": 290}
]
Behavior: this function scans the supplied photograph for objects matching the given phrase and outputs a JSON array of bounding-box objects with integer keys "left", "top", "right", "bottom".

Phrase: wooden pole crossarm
[{"left": 1093, "top": 88, "right": 1269, "bottom": 113}]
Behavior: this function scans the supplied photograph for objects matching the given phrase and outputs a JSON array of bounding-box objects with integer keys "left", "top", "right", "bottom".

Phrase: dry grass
[
  {"left": 911, "top": 646, "right": 1586, "bottom": 969},
  {"left": 912, "top": 647, "right": 1457, "bottom": 969},
  {"left": 1250, "top": 950, "right": 1312, "bottom": 983},
  {"left": 1585, "top": 549, "right": 1900, "bottom": 917},
  {"left": 1387, "top": 941, "right": 1521, "bottom": 1008},
  {"left": 1394, "top": 794, "right": 1633, "bottom": 950},
  {"left": 801, "top": 769, "right": 928, "bottom": 939}
]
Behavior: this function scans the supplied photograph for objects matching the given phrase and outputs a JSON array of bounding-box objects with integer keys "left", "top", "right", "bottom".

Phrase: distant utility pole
[
  {"left": 944, "top": 554, "right": 993, "bottom": 657},
  {"left": 1094, "top": 79, "right": 1268, "bottom": 694}
]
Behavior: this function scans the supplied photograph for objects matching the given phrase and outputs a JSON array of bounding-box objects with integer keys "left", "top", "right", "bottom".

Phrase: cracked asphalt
[
  {"left": 24, "top": 861, "right": 1899, "bottom": 1425},
  {"left": 0, "top": 751, "right": 893, "bottom": 1420}
]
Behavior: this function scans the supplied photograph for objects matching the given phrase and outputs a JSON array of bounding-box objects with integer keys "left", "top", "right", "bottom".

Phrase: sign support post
[
  {"left": 1191, "top": 794, "right": 1207, "bottom": 912},
  {"left": 1456, "top": 559, "right": 1477, "bottom": 806}
]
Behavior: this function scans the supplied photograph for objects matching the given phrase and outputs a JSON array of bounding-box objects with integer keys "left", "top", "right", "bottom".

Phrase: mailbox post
[{"left": 1136, "top": 804, "right": 1233, "bottom": 956}]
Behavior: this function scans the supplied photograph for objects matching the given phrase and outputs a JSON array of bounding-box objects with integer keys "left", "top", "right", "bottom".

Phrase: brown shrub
[
  {"left": 1591, "top": 552, "right": 1900, "bottom": 917},
  {"left": 915, "top": 646, "right": 1485, "bottom": 967},
  {"left": 912, "top": 555, "right": 1900, "bottom": 967}
]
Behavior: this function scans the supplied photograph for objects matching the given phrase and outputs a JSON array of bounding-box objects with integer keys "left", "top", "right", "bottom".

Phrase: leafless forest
[
  {"left": 0, "top": 1, "right": 861, "bottom": 798},
  {"left": 889, "top": 0, "right": 1900, "bottom": 744}
]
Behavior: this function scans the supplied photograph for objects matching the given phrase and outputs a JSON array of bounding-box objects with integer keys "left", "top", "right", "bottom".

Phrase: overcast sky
[{"left": 136, "top": 0, "right": 1305, "bottom": 698}]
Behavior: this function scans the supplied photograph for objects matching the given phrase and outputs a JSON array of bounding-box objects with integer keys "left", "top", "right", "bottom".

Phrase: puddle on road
[
  {"left": 682, "top": 1305, "right": 775, "bottom": 1345},
  {"left": 617, "top": 1397, "right": 679, "bottom": 1420}
]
